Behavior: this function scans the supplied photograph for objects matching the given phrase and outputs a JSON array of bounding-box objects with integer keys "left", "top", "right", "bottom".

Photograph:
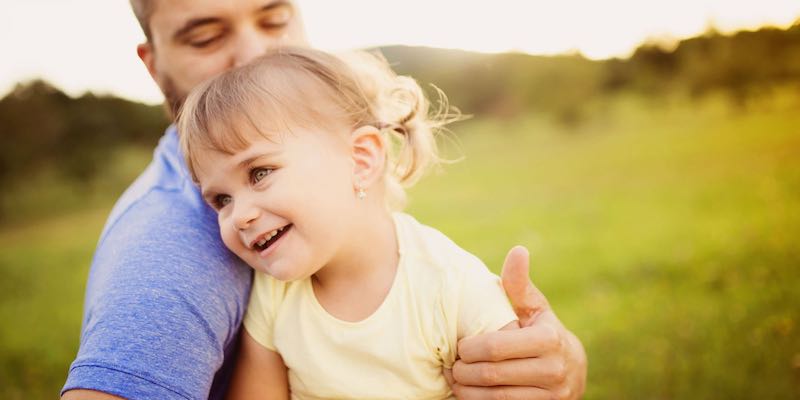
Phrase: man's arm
[
  {"left": 62, "top": 390, "right": 125, "bottom": 400},
  {"left": 448, "top": 246, "right": 587, "bottom": 400}
]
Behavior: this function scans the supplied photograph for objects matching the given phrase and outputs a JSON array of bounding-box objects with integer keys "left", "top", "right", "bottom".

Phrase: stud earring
[{"left": 356, "top": 186, "right": 367, "bottom": 200}]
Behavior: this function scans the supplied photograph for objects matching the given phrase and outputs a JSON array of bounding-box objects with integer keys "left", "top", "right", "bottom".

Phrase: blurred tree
[
  {"left": 382, "top": 22, "right": 800, "bottom": 124},
  {"left": 0, "top": 80, "right": 168, "bottom": 220}
]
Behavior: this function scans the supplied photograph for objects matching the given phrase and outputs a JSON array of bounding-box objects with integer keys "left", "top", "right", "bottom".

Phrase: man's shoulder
[
  {"left": 99, "top": 130, "right": 198, "bottom": 237},
  {"left": 103, "top": 185, "right": 216, "bottom": 247},
  {"left": 90, "top": 184, "right": 245, "bottom": 294},
  {"left": 87, "top": 131, "right": 247, "bottom": 301}
]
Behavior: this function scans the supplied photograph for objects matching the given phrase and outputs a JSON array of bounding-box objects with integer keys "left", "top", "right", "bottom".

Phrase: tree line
[
  {"left": 2, "top": 21, "right": 799, "bottom": 197},
  {"left": 382, "top": 21, "right": 800, "bottom": 123}
]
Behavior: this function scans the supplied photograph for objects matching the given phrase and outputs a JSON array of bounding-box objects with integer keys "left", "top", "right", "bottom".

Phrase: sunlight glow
[{"left": 1, "top": 0, "right": 798, "bottom": 104}]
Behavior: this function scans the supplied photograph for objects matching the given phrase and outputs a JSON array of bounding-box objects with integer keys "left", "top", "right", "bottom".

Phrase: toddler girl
[{"left": 178, "top": 47, "right": 517, "bottom": 399}]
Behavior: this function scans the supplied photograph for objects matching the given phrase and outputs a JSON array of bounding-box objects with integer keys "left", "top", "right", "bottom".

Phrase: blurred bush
[{"left": 0, "top": 82, "right": 168, "bottom": 222}]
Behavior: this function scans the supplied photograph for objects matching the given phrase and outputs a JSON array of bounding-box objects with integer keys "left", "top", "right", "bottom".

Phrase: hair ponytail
[
  {"left": 346, "top": 51, "right": 461, "bottom": 209},
  {"left": 380, "top": 75, "right": 435, "bottom": 185}
]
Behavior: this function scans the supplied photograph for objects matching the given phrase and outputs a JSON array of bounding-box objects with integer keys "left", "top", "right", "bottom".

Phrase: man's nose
[{"left": 232, "top": 28, "right": 283, "bottom": 68}]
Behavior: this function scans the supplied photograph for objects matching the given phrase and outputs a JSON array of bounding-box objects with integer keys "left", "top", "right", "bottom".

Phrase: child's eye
[
  {"left": 215, "top": 194, "right": 232, "bottom": 209},
  {"left": 251, "top": 167, "right": 273, "bottom": 183}
]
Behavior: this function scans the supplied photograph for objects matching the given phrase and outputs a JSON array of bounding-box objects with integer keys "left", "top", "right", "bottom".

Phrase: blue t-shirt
[{"left": 62, "top": 127, "right": 252, "bottom": 400}]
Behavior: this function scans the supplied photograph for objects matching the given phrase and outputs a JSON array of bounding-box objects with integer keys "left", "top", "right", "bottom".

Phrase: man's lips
[{"left": 250, "top": 224, "right": 292, "bottom": 252}]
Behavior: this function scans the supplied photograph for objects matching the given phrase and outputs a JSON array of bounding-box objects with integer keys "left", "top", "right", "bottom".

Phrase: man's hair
[{"left": 130, "top": 0, "right": 154, "bottom": 40}]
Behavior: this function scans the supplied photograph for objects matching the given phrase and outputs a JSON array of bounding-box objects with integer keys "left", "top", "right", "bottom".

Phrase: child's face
[{"left": 193, "top": 122, "right": 362, "bottom": 281}]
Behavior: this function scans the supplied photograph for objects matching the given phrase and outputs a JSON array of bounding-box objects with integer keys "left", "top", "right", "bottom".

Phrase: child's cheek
[{"left": 219, "top": 222, "right": 241, "bottom": 254}]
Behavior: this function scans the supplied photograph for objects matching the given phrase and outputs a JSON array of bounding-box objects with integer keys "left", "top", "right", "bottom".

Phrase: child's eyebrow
[{"left": 237, "top": 151, "right": 280, "bottom": 169}]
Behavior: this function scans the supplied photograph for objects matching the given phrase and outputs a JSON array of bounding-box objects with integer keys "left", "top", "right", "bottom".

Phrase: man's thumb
[{"left": 501, "top": 245, "right": 549, "bottom": 326}]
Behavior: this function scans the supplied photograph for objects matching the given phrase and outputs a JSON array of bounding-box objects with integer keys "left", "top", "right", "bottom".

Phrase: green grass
[
  {"left": 2, "top": 88, "right": 799, "bottom": 398},
  {"left": 0, "top": 208, "right": 109, "bottom": 399},
  {"left": 408, "top": 88, "right": 800, "bottom": 399}
]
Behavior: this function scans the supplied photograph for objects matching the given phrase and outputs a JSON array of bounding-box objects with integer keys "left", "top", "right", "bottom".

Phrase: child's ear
[{"left": 349, "top": 125, "right": 386, "bottom": 188}]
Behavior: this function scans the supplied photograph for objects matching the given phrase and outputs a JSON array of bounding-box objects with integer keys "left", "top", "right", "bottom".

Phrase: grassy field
[{"left": 1, "top": 89, "right": 799, "bottom": 398}]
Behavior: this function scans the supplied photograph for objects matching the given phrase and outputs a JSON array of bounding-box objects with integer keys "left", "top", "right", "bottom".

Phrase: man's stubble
[{"left": 161, "top": 74, "right": 186, "bottom": 120}]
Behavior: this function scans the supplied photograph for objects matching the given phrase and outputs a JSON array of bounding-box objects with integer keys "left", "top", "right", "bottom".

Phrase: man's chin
[{"left": 159, "top": 74, "right": 188, "bottom": 120}]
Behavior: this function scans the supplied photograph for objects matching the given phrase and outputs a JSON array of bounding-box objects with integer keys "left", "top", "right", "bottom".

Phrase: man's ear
[
  {"left": 137, "top": 42, "right": 159, "bottom": 82},
  {"left": 350, "top": 125, "right": 386, "bottom": 189}
]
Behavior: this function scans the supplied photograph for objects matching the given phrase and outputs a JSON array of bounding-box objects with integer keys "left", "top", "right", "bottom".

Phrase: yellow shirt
[{"left": 243, "top": 213, "right": 517, "bottom": 399}]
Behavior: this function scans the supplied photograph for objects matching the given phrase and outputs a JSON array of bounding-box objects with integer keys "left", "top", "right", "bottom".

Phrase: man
[{"left": 62, "top": 1, "right": 587, "bottom": 399}]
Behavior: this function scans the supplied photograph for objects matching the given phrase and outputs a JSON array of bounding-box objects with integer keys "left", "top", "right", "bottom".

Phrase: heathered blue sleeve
[{"left": 62, "top": 181, "right": 252, "bottom": 399}]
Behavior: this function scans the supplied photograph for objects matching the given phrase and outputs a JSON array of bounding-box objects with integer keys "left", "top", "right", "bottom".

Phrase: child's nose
[{"left": 232, "top": 201, "right": 260, "bottom": 231}]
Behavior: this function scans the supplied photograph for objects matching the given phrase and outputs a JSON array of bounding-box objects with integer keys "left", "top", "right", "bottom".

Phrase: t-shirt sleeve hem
[
  {"left": 242, "top": 318, "right": 277, "bottom": 351},
  {"left": 486, "top": 310, "right": 520, "bottom": 333},
  {"left": 459, "top": 299, "right": 519, "bottom": 340},
  {"left": 456, "top": 266, "right": 519, "bottom": 339},
  {"left": 62, "top": 364, "right": 192, "bottom": 400}
]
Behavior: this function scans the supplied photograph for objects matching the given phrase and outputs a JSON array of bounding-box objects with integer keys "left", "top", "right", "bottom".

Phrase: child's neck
[{"left": 311, "top": 208, "right": 399, "bottom": 322}]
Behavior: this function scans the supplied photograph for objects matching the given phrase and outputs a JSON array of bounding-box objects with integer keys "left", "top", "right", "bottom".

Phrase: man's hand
[{"left": 447, "top": 246, "right": 587, "bottom": 399}]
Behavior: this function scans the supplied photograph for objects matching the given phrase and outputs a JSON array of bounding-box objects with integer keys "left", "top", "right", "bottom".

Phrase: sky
[{"left": 1, "top": 0, "right": 799, "bottom": 105}]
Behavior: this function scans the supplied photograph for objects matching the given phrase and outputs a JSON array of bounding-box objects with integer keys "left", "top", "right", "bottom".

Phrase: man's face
[{"left": 137, "top": 0, "right": 309, "bottom": 116}]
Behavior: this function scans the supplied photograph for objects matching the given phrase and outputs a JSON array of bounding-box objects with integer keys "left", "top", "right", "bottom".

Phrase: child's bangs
[
  {"left": 180, "top": 50, "right": 364, "bottom": 180},
  {"left": 195, "top": 99, "right": 281, "bottom": 155},
  {"left": 206, "top": 71, "right": 344, "bottom": 151}
]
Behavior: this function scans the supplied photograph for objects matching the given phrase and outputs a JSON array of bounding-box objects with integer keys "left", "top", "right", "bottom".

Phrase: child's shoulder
[
  {"left": 393, "top": 212, "right": 489, "bottom": 278},
  {"left": 250, "top": 271, "right": 304, "bottom": 303}
]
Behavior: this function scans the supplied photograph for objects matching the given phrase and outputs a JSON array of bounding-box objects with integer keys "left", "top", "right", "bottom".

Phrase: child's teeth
[
  {"left": 257, "top": 238, "right": 267, "bottom": 247},
  {"left": 269, "top": 230, "right": 277, "bottom": 238}
]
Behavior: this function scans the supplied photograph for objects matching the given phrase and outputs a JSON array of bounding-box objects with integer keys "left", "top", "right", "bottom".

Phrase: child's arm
[{"left": 226, "top": 328, "right": 289, "bottom": 400}]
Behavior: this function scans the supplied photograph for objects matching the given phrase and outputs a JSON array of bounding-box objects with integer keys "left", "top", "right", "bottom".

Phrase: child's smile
[{"left": 250, "top": 223, "right": 292, "bottom": 253}]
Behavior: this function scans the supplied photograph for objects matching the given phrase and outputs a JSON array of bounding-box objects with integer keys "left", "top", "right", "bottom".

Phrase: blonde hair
[{"left": 178, "top": 47, "right": 456, "bottom": 210}]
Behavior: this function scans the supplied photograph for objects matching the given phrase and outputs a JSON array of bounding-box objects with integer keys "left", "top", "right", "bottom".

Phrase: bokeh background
[{"left": 1, "top": 0, "right": 800, "bottom": 398}]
